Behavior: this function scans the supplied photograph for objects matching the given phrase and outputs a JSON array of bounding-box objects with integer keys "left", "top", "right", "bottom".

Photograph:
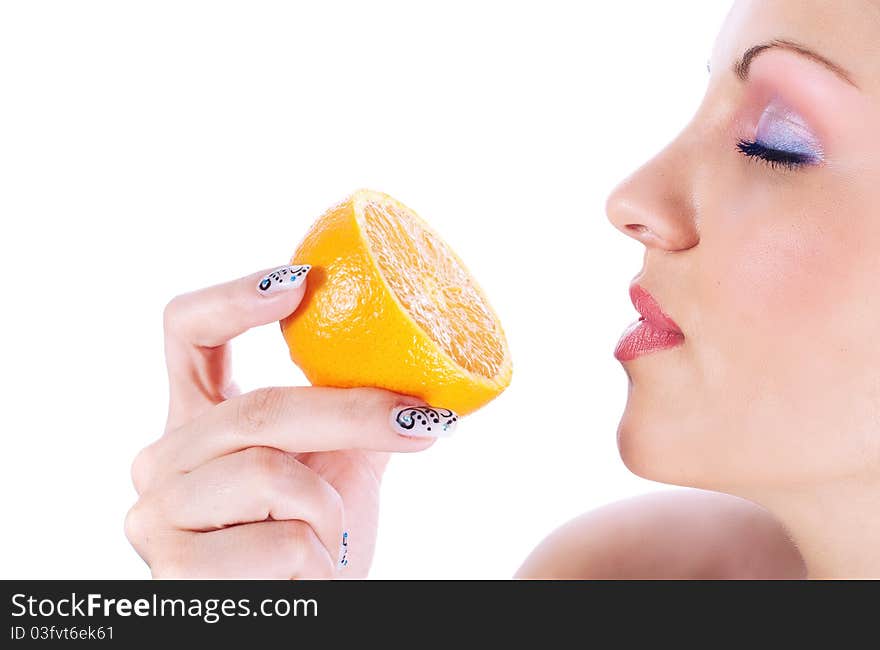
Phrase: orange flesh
[{"left": 359, "top": 198, "right": 506, "bottom": 379}]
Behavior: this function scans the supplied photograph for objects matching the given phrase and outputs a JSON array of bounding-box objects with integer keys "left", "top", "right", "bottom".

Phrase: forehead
[{"left": 712, "top": 0, "right": 880, "bottom": 90}]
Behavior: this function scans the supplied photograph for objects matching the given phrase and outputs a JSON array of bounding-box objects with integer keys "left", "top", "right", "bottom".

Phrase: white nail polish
[
  {"left": 338, "top": 530, "right": 350, "bottom": 569},
  {"left": 391, "top": 405, "right": 459, "bottom": 437},
  {"left": 257, "top": 265, "right": 311, "bottom": 295}
]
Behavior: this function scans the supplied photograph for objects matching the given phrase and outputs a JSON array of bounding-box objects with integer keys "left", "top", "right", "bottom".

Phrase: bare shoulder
[{"left": 515, "top": 489, "right": 806, "bottom": 579}]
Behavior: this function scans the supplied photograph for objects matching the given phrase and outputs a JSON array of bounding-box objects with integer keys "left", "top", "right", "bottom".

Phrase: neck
[{"left": 746, "top": 477, "right": 880, "bottom": 579}]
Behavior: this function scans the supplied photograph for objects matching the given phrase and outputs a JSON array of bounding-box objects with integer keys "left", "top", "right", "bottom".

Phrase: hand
[{"left": 125, "top": 266, "right": 446, "bottom": 578}]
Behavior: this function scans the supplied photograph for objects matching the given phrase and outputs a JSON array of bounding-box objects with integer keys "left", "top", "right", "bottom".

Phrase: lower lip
[{"left": 614, "top": 318, "right": 684, "bottom": 361}]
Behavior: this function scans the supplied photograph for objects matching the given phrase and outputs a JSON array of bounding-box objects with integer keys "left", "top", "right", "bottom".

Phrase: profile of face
[{"left": 605, "top": 0, "right": 880, "bottom": 494}]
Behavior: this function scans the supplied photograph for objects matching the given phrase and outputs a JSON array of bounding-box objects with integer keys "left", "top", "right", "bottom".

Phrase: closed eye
[{"left": 736, "top": 138, "right": 817, "bottom": 170}]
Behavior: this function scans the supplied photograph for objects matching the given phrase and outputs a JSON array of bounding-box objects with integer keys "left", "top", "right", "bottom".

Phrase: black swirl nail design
[
  {"left": 391, "top": 406, "right": 459, "bottom": 437},
  {"left": 257, "top": 264, "right": 311, "bottom": 294}
]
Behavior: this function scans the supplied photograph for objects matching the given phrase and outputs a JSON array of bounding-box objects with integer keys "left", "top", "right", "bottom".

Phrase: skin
[
  {"left": 521, "top": 0, "right": 880, "bottom": 579},
  {"left": 128, "top": 0, "right": 880, "bottom": 579}
]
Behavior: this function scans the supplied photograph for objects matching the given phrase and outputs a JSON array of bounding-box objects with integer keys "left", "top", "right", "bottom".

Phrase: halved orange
[{"left": 280, "top": 189, "right": 511, "bottom": 415}]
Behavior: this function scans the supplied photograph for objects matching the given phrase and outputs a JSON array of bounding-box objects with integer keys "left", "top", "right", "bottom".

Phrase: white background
[{"left": 0, "top": 1, "right": 730, "bottom": 578}]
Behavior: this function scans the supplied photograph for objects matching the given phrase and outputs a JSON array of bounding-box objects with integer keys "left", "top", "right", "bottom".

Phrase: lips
[{"left": 614, "top": 284, "right": 684, "bottom": 362}]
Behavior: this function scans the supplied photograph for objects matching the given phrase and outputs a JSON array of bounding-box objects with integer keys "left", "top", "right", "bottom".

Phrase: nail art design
[
  {"left": 257, "top": 265, "right": 311, "bottom": 294},
  {"left": 391, "top": 406, "right": 459, "bottom": 437},
  {"left": 338, "top": 530, "right": 350, "bottom": 569}
]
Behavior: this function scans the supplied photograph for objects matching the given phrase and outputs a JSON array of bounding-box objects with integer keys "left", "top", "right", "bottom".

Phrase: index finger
[{"left": 163, "top": 264, "right": 312, "bottom": 429}]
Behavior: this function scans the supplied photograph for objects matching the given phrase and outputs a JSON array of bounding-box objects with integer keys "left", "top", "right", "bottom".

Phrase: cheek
[
  {"left": 688, "top": 173, "right": 880, "bottom": 483},
  {"left": 701, "top": 179, "right": 874, "bottom": 349}
]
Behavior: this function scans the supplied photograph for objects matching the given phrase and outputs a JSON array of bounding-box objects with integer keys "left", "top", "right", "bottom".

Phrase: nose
[{"left": 605, "top": 141, "right": 700, "bottom": 252}]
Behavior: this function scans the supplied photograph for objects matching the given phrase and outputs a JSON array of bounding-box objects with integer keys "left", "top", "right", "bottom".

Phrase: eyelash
[{"left": 735, "top": 138, "right": 814, "bottom": 171}]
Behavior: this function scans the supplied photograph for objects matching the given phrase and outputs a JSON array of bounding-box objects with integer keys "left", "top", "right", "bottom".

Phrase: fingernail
[
  {"left": 337, "top": 530, "right": 350, "bottom": 569},
  {"left": 390, "top": 405, "right": 459, "bottom": 438},
  {"left": 257, "top": 264, "right": 311, "bottom": 295}
]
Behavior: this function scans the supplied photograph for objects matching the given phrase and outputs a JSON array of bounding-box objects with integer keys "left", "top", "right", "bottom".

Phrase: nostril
[{"left": 626, "top": 224, "right": 649, "bottom": 235}]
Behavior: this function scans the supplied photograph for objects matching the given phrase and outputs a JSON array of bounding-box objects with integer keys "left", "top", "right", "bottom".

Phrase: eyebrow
[{"left": 729, "top": 39, "right": 859, "bottom": 88}]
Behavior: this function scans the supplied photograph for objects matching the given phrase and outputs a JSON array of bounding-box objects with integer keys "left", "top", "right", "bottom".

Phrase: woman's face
[{"left": 606, "top": 0, "right": 880, "bottom": 492}]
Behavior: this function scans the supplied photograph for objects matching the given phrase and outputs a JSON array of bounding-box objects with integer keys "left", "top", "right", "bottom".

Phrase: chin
[
  {"left": 616, "top": 400, "right": 670, "bottom": 482},
  {"left": 614, "top": 365, "right": 710, "bottom": 489}
]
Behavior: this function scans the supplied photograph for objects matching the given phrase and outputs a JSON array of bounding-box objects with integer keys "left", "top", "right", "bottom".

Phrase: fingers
[
  {"left": 189, "top": 520, "right": 335, "bottom": 579},
  {"left": 138, "top": 386, "right": 447, "bottom": 491},
  {"left": 163, "top": 264, "right": 311, "bottom": 428},
  {"left": 146, "top": 447, "right": 345, "bottom": 559},
  {"left": 126, "top": 510, "right": 335, "bottom": 579}
]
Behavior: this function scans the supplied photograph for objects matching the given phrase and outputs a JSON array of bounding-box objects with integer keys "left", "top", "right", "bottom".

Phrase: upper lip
[{"left": 629, "top": 284, "right": 683, "bottom": 335}]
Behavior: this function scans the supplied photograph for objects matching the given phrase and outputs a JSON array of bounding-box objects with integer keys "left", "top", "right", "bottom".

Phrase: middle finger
[{"left": 137, "top": 386, "right": 444, "bottom": 491}]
